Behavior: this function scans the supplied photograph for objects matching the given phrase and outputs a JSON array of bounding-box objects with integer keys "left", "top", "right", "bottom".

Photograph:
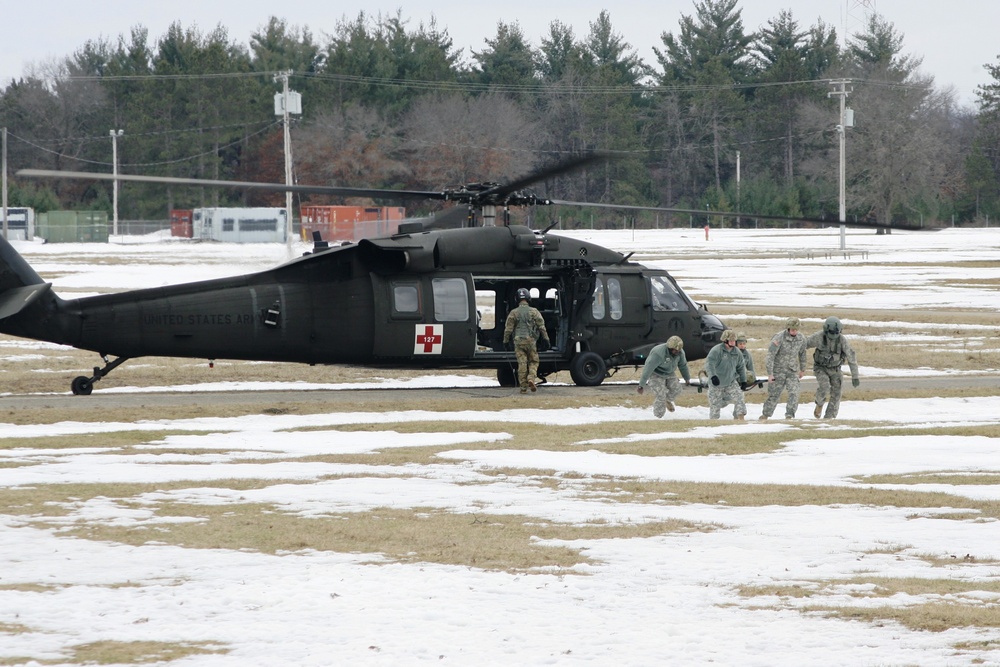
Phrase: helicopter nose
[{"left": 700, "top": 312, "right": 726, "bottom": 348}]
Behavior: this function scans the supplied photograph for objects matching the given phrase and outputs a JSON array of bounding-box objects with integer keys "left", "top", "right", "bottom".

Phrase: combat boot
[
  {"left": 813, "top": 403, "right": 823, "bottom": 418},
  {"left": 734, "top": 414, "right": 745, "bottom": 420},
  {"left": 758, "top": 415, "right": 768, "bottom": 421},
  {"left": 665, "top": 401, "right": 675, "bottom": 412}
]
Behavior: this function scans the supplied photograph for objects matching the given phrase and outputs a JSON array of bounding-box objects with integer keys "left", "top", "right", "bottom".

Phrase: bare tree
[{"left": 401, "top": 92, "right": 539, "bottom": 188}]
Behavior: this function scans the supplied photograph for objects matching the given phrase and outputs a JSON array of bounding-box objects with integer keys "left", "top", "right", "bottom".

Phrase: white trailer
[
  {"left": 2, "top": 207, "right": 35, "bottom": 241},
  {"left": 192, "top": 207, "right": 288, "bottom": 243}
]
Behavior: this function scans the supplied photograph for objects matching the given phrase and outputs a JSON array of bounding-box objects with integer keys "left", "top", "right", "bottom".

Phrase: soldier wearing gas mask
[{"left": 806, "top": 316, "right": 860, "bottom": 419}]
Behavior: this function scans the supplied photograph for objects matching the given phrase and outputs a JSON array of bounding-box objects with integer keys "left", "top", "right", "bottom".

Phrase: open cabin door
[{"left": 370, "top": 273, "right": 477, "bottom": 360}]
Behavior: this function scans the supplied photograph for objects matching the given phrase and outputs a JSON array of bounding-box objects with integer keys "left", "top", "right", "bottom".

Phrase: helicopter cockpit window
[
  {"left": 393, "top": 284, "right": 420, "bottom": 313},
  {"left": 432, "top": 278, "right": 469, "bottom": 322},
  {"left": 607, "top": 278, "right": 623, "bottom": 320},
  {"left": 650, "top": 276, "right": 685, "bottom": 311},
  {"left": 591, "top": 278, "right": 606, "bottom": 319}
]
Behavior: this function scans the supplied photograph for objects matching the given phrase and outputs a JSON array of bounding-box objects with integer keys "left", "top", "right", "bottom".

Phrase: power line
[
  {"left": 7, "top": 120, "right": 282, "bottom": 169},
  {"left": 61, "top": 68, "right": 930, "bottom": 98}
]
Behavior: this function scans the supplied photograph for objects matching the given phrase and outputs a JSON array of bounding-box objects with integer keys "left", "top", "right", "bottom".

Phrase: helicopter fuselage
[{"left": 0, "top": 224, "right": 725, "bottom": 392}]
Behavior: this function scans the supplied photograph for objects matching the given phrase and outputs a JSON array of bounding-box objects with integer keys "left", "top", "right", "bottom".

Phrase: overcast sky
[{"left": 3, "top": 1, "right": 997, "bottom": 107}]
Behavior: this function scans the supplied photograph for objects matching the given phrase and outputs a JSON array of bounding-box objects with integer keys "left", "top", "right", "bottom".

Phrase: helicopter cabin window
[
  {"left": 432, "top": 278, "right": 469, "bottom": 322},
  {"left": 590, "top": 277, "right": 622, "bottom": 320},
  {"left": 392, "top": 284, "right": 420, "bottom": 314},
  {"left": 650, "top": 276, "right": 686, "bottom": 311},
  {"left": 591, "top": 278, "right": 606, "bottom": 319},
  {"left": 607, "top": 278, "right": 623, "bottom": 320}
]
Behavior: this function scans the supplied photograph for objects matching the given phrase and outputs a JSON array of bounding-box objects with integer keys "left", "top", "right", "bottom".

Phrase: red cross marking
[{"left": 415, "top": 324, "right": 443, "bottom": 354}]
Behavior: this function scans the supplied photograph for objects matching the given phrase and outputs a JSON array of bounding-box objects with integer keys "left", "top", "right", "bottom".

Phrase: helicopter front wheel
[
  {"left": 570, "top": 352, "right": 606, "bottom": 387},
  {"left": 496, "top": 365, "right": 517, "bottom": 387},
  {"left": 71, "top": 376, "right": 93, "bottom": 395}
]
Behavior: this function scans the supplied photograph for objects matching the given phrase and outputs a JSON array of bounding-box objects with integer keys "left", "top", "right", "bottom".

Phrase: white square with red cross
[{"left": 414, "top": 324, "right": 443, "bottom": 354}]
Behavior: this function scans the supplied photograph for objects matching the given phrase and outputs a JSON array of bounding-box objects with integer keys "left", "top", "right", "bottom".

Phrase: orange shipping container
[
  {"left": 170, "top": 209, "right": 193, "bottom": 238},
  {"left": 300, "top": 205, "right": 405, "bottom": 242}
]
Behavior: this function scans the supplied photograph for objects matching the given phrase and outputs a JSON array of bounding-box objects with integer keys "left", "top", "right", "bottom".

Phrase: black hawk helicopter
[{"left": 5, "top": 154, "right": 888, "bottom": 395}]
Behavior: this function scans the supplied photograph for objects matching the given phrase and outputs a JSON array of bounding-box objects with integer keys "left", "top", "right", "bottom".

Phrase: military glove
[
  {"left": 852, "top": 378, "right": 860, "bottom": 388},
  {"left": 739, "top": 381, "right": 748, "bottom": 391},
  {"left": 710, "top": 375, "right": 720, "bottom": 386}
]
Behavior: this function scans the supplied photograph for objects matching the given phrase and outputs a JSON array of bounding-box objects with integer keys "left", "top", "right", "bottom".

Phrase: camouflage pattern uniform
[
  {"left": 736, "top": 333, "right": 756, "bottom": 383},
  {"left": 806, "top": 325, "right": 859, "bottom": 419},
  {"left": 704, "top": 338, "right": 747, "bottom": 419},
  {"left": 503, "top": 300, "right": 549, "bottom": 393},
  {"left": 638, "top": 341, "right": 691, "bottom": 418},
  {"left": 760, "top": 325, "right": 807, "bottom": 419}
]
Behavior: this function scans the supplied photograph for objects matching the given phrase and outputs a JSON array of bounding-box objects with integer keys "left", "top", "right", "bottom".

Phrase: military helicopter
[{"left": 5, "top": 154, "right": 892, "bottom": 395}]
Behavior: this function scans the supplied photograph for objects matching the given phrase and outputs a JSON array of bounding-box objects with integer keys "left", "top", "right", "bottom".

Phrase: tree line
[{"left": 2, "top": 0, "right": 999, "bottom": 228}]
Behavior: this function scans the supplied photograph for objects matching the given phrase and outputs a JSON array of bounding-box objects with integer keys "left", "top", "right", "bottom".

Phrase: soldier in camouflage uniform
[
  {"left": 704, "top": 329, "right": 747, "bottom": 420},
  {"left": 503, "top": 288, "right": 550, "bottom": 394},
  {"left": 759, "top": 317, "right": 807, "bottom": 420},
  {"left": 736, "top": 331, "right": 756, "bottom": 384},
  {"left": 806, "top": 316, "right": 860, "bottom": 419},
  {"left": 637, "top": 335, "right": 691, "bottom": 417}
]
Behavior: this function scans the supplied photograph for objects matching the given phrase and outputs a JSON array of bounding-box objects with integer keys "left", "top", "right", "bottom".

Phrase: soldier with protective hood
[
  {"left": 503, "top": 288, "right": 550, "bottom": 394},
  {"left": 637, "top": 335, "right": 691, "bottom": 417},
  {"left": 703, "top": 329, "right": 748, "bottom": 420},
  {"left": 806, "top": 316, "right": 860, "bottom": 419},
  {"left": 759, "top": 317, "right": 807, "bottom": 420},
  {"left": 736, "top": 332, "right": 756, "bottom": 384}
]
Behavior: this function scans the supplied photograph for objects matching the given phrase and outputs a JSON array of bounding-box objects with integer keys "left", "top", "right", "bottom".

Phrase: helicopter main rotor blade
[
  {"left": 549, "top": 199, "right": 931, "bottom": 232},
  {"left": 478, "top": 152, "right": 609, "bottom": 202},
  {"left": 16, "top": 169, "right": 446, "bottom": 202}
]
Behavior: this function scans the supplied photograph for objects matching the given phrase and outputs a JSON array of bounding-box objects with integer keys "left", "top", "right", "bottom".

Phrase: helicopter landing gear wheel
[
  {"left": 71, "top": 376, "right": 93, "bottom": 396},
  {"left": 570, "top": 352, "right": 606, "bottom": 386},
  {"left": 69, "top": 355, "right": 131, "bottom": 395},
  {"left": 496, "top": 365, "right": 517, "bottom": 388}
]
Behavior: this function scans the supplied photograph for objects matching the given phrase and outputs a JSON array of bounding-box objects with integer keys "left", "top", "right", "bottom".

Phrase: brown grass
[
  {"left": 53, "top": 503, "right": 710, "bottom": 572},
  {"left": 0, "top": 640, "right": 230, "bottom": 666},
  {"left": 3, "top": 259, "right": 1000, "bottom": 647},
  {"left": 738, "top": 577, "right": 1000, "bottom": 633}
]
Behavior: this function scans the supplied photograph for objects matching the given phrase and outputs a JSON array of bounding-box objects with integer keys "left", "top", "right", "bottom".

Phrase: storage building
[{"left": 192, "top": 208, "right": 288, "bottom": 243}]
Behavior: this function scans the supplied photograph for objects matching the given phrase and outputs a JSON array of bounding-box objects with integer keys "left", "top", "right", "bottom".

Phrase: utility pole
[
  {"left": 273, "top": 71, "right": 301, "bottom": 248},
  {"left": 828, "top": 80, "right": 853, "bottom": 251},
  {"left": 735, "top": 150, "right": 741, "bottom": 228},
  {"left": 110, "top": 129, "right": 123, "bottom": 236}
]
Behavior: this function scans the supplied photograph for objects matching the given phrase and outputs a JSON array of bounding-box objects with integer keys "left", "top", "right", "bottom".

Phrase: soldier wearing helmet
[
  {"left": 735, "top": 331, "right": 756, "bottom": 384},
  {"left": 637, "top": 335, "right": 691, "bottom": 417},
  {"left": 759, "top": 316, "right": 807, "bottom": 420},
  {"left": 805, "top": 316, "right": 860, "bottom": 419},
  {"left": 503, "top": 288, "right": 550, "bottom": 394},
  {"left": 703, "top": 329, "right": 748, "bottom": 420}
]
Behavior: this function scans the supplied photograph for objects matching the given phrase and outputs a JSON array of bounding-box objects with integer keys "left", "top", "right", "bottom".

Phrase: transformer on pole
[
  {"left": 274, "top": 72, "right": 302, "bottom": 246},
  {"left": 828, "top": 80, "right": 854, "bottom": 251}
]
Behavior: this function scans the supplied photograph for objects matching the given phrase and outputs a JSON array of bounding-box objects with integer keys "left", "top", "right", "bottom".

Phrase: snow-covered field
[{"left": 1, "top": 227, "right": 999, "bottom": 666}]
